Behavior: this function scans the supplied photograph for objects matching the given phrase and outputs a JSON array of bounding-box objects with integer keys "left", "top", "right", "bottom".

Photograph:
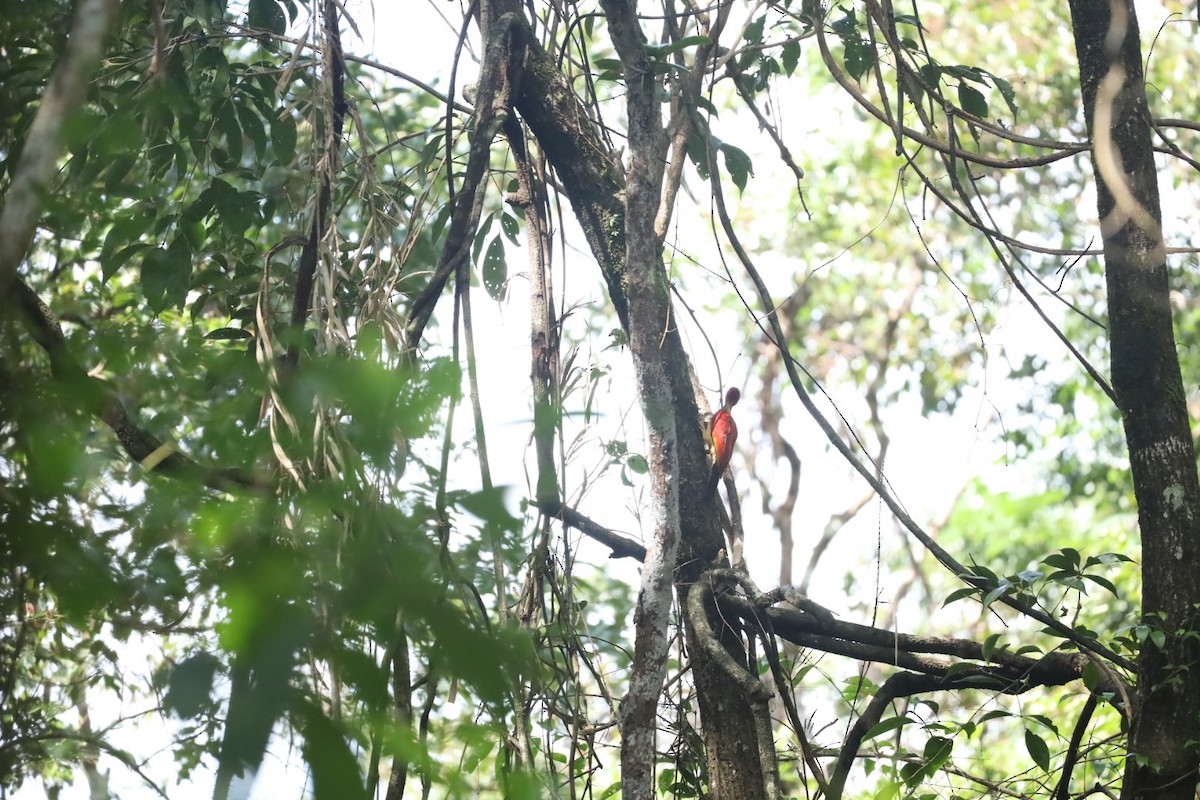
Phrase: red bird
[{"left": 705, "top": 387, "right": 740, "bottom": 500}]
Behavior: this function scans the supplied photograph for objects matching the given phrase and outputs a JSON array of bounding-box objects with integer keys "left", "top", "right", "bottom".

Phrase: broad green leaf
[
  {"left": 647, "top": 35, "right": 712, "bottom": 57},
  {"left": 101, "top": 206, "right": 156, "bottom": 281},
  {"left": 500, "top": 212, "right": 520, "bottom": 243},
  {"left": 720, "top": 143, "right": 754, "bottom": 193},
  {"left": 981, "top": 632, "right": 1002, "bottom": 662},
  {"left": 744, "top": 16, "right": 766, "bottom": 44},
  {"left": 1024, "top": 728, "right": 1051, "bottom": 771},
  {"left": 297, "top": 700, "right": 369, "bottom": 800},
  {"left": 482, "top": 235, "right": 507, "bottom": 300},
  {"left": 248, "top": 0, "right": 286, "bottom": 34},
  {"left": 782, "top": 39, "right": 802, "bottom": 76},
  {"left": 844, "top": 39, "right": 875, "bottom": 82},
  {"left": 863, "top": 715, "right": 911, "bottom": 740},
  {"left": 141, "top": 239, "right": 192, "bottom": 313},
  {"left": 271, "top": 111, "right": 297, "bottom": 163},
  {"left": 205, "top": 327, "right": 253, "bottom": 340},
  {"left": 164, "top": 652, "right": 220, "bottom": 719},
  {"left": 942, "top": 586, "right": 977, "bottom": 606},
  {"left": 236, "top": 101, "right": 268, "bottom": 162},
  {"left": 958, "top": 82, "right": 988, "bottom": 117},
  {"left": 991, "top": 73, "right": 1019, "bottom": 118}
]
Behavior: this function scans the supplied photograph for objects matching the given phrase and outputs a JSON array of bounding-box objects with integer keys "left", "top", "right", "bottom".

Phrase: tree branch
[
  {"left": 0, "top": 0, "right": 120, "bottom": 299},
  {"left": 537, "top": 501, "right": 647, "bottom": 562},
  {"left": 405, "top": 14, "right": 524, "bottom": 349},
  {"left": 13, "top": 280, "right": 266, "bottom": 493}
]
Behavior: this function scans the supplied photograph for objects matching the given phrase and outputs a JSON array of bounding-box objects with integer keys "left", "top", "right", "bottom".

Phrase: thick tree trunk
[
  {"left": 1067, "top": 2, "right": 1200, "bottom": 797},
  {"left": 486, "top": 7, "right": 771, "bottom": 797}
]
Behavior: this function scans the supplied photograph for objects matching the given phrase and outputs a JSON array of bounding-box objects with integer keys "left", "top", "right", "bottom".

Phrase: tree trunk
[
  {"left": 1067, "top": 2, "right": 1200, "bottom": 797},
  {"left": 488, "top": 7, "right": 772, "bottom": 796}
]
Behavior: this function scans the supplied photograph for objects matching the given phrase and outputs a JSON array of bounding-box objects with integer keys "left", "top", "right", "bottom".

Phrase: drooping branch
[
  {"left": 405, "top": 13, "right": 526, "bottom": 350},
  {"left": 710, "top": 581, "right": 1121, "bottom": 799},
  {"left": 282, "top": 0, "right": 346, "bottom": 375}
]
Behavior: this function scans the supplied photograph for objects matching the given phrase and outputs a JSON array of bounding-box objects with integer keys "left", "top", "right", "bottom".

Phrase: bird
[{"left": 705, "top": 387, "right": 740, "bottom": 500}]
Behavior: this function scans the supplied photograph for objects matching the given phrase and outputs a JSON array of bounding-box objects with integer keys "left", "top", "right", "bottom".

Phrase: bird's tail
[{"left": 705, "top": 464, "right": 721, "bottom": 500}]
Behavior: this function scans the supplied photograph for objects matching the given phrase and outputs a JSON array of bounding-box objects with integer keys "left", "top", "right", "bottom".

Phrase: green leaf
[
  {"left": 923, "top": 735, "right": 953, "bottom": 769},
  {"left": 981, "top": 632, "right": 1002, "bottom": 662},
  {"left": 945, "top": 64, "right": 989, "bottom": 84},
  {"left": 217, "top": 103, "right": 243, "bottom": 164},
  {"left": 892, "top": 13, "right": 925, "bottom": 29},
  {"left": 991, "top": 74, "right": 1019, "bottom": 118},
  {"left": 942, "top": 586, "right": 977, "bottom": 606},
  {"left": 454, "top": 486, "right": 519, "bottom": 530},
  {"left": 744, "top": 16, "right": 766, "bottom": 44},
  {"left": 864, "top": 715, "right": 911, "bottom": 741},
  {"left": 141, "top": 238, "right": 192, "bottom": 313},
  {"left": 1042, "top": 549, "right": 1081, "bottom": 571},
  {"left": 1084, "top": 551, "right": 1133, "bottom": 567},
  {"left": 647, "top": 35, "right": 712, "bottom": 57},
  {"left": 206, "top": 327, "right": 253, "bottom": 340},
  {"left": 1016, "top": 569, "right": 1043, "bottom": 585},
  {"left": 500, "top": 212, "right": 520, "bottom": 244},
  {"left": 943, "top": 661, "right": 979, "bottom": 679},
  {"left": 101, "top": 206, "right": 156, "bottom": 281},
  {"left": 165, "top": 652, "right": 220, "bottom": 718},
  {"left": 1024, "top": 728, "right": 1051, "bottom": 771},
  {"left": 782, "top": 39, "right": 802, "bottom": 76},
  {"left": 830, "top": 8, "right": 859, "bottom": 36},
  {"left": 482, "top": 235, "right": 507, "bottom": 300},
  {"left": 844, "top": 39, "right": 876, "bottom": 81},
  {"left": 918, "top": 63, "right": 944, "bottom": 88},
  {"left": 1081, "top": 661, "right": 1101, "bottom": 692},
  {"left": 981, "top": 579, "right": 1011, "bottom": 610},
  {"left": 271, "top": 111, "right": 297, "bottom": 163},
  {"left": 1083, "top": 573, "right": 1118, "bottom": 595},
  {"left": 720, "top": 143, "right": 754, "bottom": 192},
  {"left": 237, "top": 102, "right": 269, "bottom": 162},
  {"left": 957, "top": 82, "right": 988, "bottom": 118},
  {"left": 296, "top": 700, "right": 368, "bottom": 800},
  {"left": 248, "top": 0, "right": 286, "bottom": 34},
  {"left": 978, "top": 709, "right": 1011, "bottom": 725}
]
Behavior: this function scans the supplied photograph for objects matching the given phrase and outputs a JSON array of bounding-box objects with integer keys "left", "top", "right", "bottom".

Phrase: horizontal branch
[
  {"left": 722, "top": 591, "right": 1124, "bottom": 693},
  {"left": 715, "top": 590, "right": 1124, "bottom": 800},
  {"left": 538, "top": 499, "right": 647, "bottom": 561}
]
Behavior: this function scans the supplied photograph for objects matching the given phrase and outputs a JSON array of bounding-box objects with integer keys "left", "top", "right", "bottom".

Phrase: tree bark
[
  {"left": 596, "top": 1, "right": 680, "bottom": 796},
  {"left": 488, "top": 5, "right": 770, "bottom": 796},
  {"left": 0, "top": 0, "right": 120, "bottom": 298},
  {"left": 1068, "top": 2, "right": 1200, "bottom": 797}
]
